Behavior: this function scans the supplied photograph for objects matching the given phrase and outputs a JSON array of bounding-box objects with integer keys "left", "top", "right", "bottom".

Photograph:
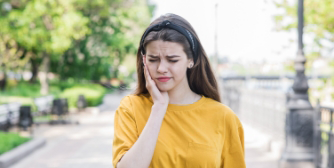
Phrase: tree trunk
[
  {"left": 113, "top": 66, "right": 119, "bottom": 79},
  {"left": 29, "top": 57, "right": 39, "bottom": 84},
  {"left": 40, "top": 53, "right": 50, "bottom": 95},
  {"left": 0, "top": 65, "right": 7, "bottom": 91}
]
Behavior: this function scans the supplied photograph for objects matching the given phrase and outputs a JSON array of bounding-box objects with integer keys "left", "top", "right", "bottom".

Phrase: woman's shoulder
[
  {"left": 203, "top": 97, "right": 241, "bottom": 124},
  {"left": 203, "top": 97, "right": 235, "bottom": 114}
]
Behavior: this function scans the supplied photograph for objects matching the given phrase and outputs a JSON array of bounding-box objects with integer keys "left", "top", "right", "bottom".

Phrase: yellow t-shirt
[{"left": 112, "top": 94, "right": 245, "bottom": 168}]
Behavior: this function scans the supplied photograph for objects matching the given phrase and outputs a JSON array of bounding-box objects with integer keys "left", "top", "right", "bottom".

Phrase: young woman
[{"left": 112, "top": 13, "right": 245, "bottom": 168}]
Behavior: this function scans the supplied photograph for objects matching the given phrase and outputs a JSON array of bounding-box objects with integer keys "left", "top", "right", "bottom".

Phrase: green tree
[
  {"left": 55, "top": 0, "right": 155, "bottom": 81},
  {"left": 0, "top": 0, "right": 89, "bottom": 94},
  {"left": 274, "top": 0, "right": 334, "bottom": 103},
  {"left": 0, "top": 33, "right": 30, "bottom": 90},
  {"left": 273, "top": 0, "right": 334, "bottom": 69},
  {"left": 0, "top": 0, "right": 155, "bottom": 92}
]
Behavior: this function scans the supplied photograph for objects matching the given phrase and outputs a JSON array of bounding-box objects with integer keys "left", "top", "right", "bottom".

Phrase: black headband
[{"left": 140, "top": 20, "right": 199, "bottom": 64}]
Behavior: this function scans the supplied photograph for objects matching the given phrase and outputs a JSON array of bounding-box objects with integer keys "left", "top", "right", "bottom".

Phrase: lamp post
[{"left": 280, "top": 0, "right": 314, "bottom": 166}]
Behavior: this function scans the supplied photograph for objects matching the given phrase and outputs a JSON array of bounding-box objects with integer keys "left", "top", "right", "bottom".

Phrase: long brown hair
[{"left": 133, "top": 13, "right": 221, "bottom": 102}]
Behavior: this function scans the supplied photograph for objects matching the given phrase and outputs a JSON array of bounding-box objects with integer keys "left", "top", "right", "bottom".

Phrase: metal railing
[
  {"left": 221, "top": 76, "right": 288, "bottom": 142},
  {"left": 239, "top": 88, "right": 287, "bottom": 141},
  {"left": 314, "top": 105, "right": 334, "bottom": 168},
  {"left": 221, "top": 75, "right": 333, "bottom": 167}
]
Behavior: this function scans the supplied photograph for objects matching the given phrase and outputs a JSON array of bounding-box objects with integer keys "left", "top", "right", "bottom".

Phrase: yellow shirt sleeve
[
  {"left": 221, "top": 111, "right": 246, "bottom": 168},
  {"left": 112, "top": 96, "right": 138, "bottom": 168}
]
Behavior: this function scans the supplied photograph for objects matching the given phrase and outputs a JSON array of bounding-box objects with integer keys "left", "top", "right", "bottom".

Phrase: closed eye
[{"left": 149, "top": 60, "right": 178, "bottom": 63}]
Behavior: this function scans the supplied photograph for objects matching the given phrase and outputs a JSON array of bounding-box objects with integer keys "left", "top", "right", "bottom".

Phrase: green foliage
[
  {"left": 60, "top": 84, "right": 107, "bottom": 107},
  {"left": 283, "top": 60, "right": 295, "bottom": 73},
  {"left": 0, "top": 34, "right": 30, "bottom": 72},
  {"left": 273, "top": 0, "right": 334, "bottom": 57},
  {"left": 0, "top": 0, "right": 155, "bottom": 95},
  {"left": 0, "top": 132, "right": 31, "bottom": 155},
  {"left": 0, "top": 81, "right": 58, "bottom": 111},
  {"left": 53, "top": 0, "right": 155, "bottom": 81},
  {"left": 0, "top": 0, "right": 90, "bottom": 54},
  {"left": 0, "top": 81, "right": 110, "bottom": 109},
  {"left": 0, "top": 96, "right": 36, "bottom": 112},
  {"left": 1, "top": 81, "right": 61, "bottom": 97}
]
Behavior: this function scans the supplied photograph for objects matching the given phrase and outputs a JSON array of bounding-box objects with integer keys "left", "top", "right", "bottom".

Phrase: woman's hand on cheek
[{"left": 143, "top": 55, "right": 169, "bottom": 107}]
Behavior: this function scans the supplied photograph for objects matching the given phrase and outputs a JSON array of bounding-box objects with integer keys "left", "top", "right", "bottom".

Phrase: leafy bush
[
  {"left": 3, "top": 82, "right": 41, "bottom": 97},
  {"left": 60, "top": 84, "right": 108, "bottom": 108},
  {"left": 2, "top": 81, "right": 62, "bottom": 98},
  {"left": 1, "top": 80, "right": 111, "bottom": 108},
  {"left": 0, "top": 96, "right": 37, "bottom": 112},
  {"left": 0, "top": 132, "right": 31, "bottom": 155}
]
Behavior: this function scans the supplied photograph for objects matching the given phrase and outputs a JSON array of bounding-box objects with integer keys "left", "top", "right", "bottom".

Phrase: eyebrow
[{"left": 148, "top": 55, "right": 181, "bottom": 58}]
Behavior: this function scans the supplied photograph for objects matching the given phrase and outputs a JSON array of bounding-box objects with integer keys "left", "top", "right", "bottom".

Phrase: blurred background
[{"left": 0, "top": 0, "right": 333, "bottom": 168}]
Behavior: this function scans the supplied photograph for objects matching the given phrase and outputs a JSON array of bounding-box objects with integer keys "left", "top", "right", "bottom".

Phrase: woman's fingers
[
  {"left": 142, "top": 55, "right": 168, "bottom": 105},
  {"left": 143, "top": 56, "right": 152, "bottom": 88},
  {"left": 143, "top": 56, "right": 157, "bottom": 92},
  {"left": 144, "top": 66, "right": 151, "bottom": 89}
]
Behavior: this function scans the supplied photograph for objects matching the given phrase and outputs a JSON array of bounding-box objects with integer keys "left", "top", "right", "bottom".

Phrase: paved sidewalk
[
  {"left": 243, "top": 122, "right": 281, "bottom": 168},
  {"left": 9, "top": 91, "right": 132, "bottom": 168},
  {"left": 10, "top": 110, "right": 116, "bottom": 168},
  {"left": 98, "top": 90, "right": 134, "bottom": 112}
]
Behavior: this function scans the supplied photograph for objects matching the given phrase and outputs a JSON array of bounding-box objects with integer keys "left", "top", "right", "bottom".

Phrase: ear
[
  {"left": 187, "top": 58, "right": 194, "bottom": 64},
  {"left": 187, "top": 61, "right": 194, "bottom": 69},
  {"left": 187, "top": 59, "right": 194, "bottom": 66}
]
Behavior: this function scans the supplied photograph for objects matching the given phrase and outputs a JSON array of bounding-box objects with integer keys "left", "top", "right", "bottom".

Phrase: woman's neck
[{"left": 167, "top": 79, "right": 201, "bottom": 105}]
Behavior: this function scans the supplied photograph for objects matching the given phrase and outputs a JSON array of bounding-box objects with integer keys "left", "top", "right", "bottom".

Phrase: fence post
[
  {"left": 329, "top": 108, "right": 333, "bottom": 168},
  {"left": 313, "top": 99, "right": 320, "bottom": 168}
]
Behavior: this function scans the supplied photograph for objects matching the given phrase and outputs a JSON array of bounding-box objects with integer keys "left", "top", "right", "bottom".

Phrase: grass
[
  {"left": 0, "top": 80, "right": 114, "bottom": 109},
  {"left": 2, "top": 80, "right": 62, "bottom": 98},
  {"left": 60, "top": 83, "right": 108, "bottom": 107},
  {"left": 0, "top": 96, "right": 37, "bottom": 112},
  {"left": 0, "top": 132, "right": 31, "bottom": 155},
  {"left": 33, "top": 114, "right": 52, "bottom": 122}
]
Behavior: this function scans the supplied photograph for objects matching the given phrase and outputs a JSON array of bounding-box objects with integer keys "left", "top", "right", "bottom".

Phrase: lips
[{"left": 157, "top": 77, "right": 171, "bottom": 82}]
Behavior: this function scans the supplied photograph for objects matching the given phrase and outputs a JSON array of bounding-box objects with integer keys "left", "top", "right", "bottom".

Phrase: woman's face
[{"left": 144, "top": 40, "right": 193, "bottom": 92}]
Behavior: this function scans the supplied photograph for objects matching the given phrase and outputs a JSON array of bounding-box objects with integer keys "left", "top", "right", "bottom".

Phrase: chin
[{"left": 156, "top": 84, "right": 174, "bottom": 92}]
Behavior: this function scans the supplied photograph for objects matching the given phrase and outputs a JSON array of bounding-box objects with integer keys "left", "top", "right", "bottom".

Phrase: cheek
[
  {"left": 171, "top": 67, "right": 187, "bottom": 80},
  {"left": 146, "top": 64, "right": 155, "bottom": 74}
]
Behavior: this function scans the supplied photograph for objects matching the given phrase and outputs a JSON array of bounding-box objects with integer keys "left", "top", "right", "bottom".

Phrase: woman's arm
[{"left": 116, "top": 104, "right": 167, "bottom": 168}]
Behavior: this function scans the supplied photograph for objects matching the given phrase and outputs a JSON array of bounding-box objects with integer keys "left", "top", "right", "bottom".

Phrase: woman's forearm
[{"left": 116, "top": 105, "right": 167, "bottom": 168}]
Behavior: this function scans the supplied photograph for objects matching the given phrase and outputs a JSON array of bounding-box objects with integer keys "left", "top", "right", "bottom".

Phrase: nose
[{"left": 157, "top": 61, "right": 168, "bottom": 74}]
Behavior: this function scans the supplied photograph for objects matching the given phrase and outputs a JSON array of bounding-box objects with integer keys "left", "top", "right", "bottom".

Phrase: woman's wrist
[
  {"left": 152, "top": 103, "right": 168, "bottom": 110},
  {"left": 151, "top": 103, "right": 168, "bottom": 116}
]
